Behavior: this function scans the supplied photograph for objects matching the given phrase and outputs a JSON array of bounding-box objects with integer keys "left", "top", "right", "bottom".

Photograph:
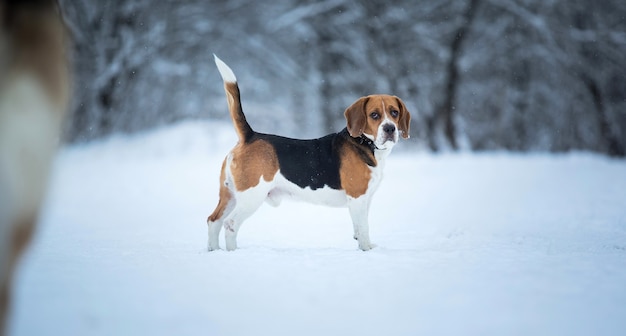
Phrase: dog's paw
[{"left": 358, "top": 242, "right": 377, "bottom": 251}]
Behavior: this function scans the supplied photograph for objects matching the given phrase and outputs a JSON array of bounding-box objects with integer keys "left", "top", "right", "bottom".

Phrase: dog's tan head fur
[{"left": 344, "top": 95, "right": 411, "bottom": 150}]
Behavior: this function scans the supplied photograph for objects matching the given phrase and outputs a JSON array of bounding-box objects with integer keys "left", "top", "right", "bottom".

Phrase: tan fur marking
[
  {"left": 362, "top": 96, "right": 382, "bottom": 137},
  {"left": 230, "top": 139, "right": 279, "bottom": 192},
  {"left": 394, "top": 96, "right": 411, "bottom": 139},
  {"left": 340, "top": 143, "right": 373, "bottom": 198},
  {"left": 223, "top": 82, "right": 253, "bottom": 142},
  {"left": 207, "top": 158, "right": 232, "bottom": 222},
  {"left": 344, "top": 97, "right": 369, "bottom": 138}
]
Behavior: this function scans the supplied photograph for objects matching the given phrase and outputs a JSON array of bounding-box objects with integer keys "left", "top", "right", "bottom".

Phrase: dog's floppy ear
[
  {"left": 395, "top": 96, "right": 411, "bottom": 139},
  {"left": 344, "top": 96, "right": 369, "bottom": 138}
]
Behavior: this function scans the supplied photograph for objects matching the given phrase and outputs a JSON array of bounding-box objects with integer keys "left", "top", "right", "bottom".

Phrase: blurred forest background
[{"left": 58, "top": 0, "right": 626, "bottom": 156}]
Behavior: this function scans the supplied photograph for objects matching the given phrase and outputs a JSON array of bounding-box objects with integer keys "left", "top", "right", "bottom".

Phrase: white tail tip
[{"left": 213, "top": 54, "right": 237, "bottom": 83}]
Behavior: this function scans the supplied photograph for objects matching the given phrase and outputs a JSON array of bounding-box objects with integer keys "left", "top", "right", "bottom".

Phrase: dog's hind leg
[
  {"left": 207, "top": 194, "right": 234, "bottom": 251},
  {"left": 222, "top": 201, "right": 263, "bottom": 251},
  {"left": 222, "top": 184, "right": 269, "bottom": 251},
  {"left": 207, "top": 158, "right": 234, "bottom": 251}
]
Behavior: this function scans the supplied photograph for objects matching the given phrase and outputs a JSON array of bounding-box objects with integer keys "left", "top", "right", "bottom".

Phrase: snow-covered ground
[{"left": 7, "top": 121, "right": 626, "bottom": 336}]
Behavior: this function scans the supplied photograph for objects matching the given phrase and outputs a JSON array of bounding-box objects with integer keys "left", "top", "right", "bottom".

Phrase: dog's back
[{"left": 0, "top": 0, "right": 69, "bottom": 332}]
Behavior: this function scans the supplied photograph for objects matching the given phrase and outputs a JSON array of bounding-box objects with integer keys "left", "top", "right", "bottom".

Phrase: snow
[{"left": 7, "top": 121, "right": 626, "bottom": 336}]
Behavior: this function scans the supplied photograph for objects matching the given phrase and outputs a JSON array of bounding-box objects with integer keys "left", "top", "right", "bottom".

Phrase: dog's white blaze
[
  {"left": 213, "top": 54, "right": 237, "bottom": 83},
  {"left": 372, "top": 97, "right": 399, "bottom": 150}
]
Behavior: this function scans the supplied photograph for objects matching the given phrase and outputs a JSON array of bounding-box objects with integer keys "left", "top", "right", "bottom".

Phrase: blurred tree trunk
[
  {"left": 429, "top": 0, "right": 480, "bottom": 151},
  {"left": 583, "top": 74, "right": 625, "bottom": 157},
  {"left": 571, "top": 6, "right": 625, "bottom": 157},
  {"left": 318, "top": 31, "right": 335, "bottom": 134}
]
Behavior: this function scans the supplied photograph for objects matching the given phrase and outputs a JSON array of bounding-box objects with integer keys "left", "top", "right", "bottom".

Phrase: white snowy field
[{"left": 7, "top": 121, "right": 626, "bottom": 336}]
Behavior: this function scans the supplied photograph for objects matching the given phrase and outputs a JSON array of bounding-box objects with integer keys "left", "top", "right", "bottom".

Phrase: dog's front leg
[{"left": 347, "top": 196, "right": 376, "bottom": 251}]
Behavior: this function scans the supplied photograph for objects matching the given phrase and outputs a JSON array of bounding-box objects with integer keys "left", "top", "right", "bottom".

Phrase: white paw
[{"left": 358, "top": 242, "right": 377, "bottom": 251}]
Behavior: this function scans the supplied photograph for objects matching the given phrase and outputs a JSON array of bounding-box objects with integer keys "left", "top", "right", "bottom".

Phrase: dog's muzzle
[{"left": 382, "top": 123, "right": 397, "bottom": 143}]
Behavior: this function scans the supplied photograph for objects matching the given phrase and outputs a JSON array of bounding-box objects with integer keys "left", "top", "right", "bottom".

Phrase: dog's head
[{"left": 344, "top": 95, "right": 411, "bottom": 150}]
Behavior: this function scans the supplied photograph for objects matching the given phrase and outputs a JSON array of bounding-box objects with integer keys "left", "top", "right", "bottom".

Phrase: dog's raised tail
[{"left": 214, "top": 54, "right": 253, "bottom": 142}]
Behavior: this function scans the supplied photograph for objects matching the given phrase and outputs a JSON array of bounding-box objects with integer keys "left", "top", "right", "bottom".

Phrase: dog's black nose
[{"left": 383, "top": 124, "right": 396, "bottom": 135}]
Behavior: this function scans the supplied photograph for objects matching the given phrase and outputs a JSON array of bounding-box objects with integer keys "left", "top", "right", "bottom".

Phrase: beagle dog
[{"left": 207, "top": 55, "right": 410, "bottom": 251}]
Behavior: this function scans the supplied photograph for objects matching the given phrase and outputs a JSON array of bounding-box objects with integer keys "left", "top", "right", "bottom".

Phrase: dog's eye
[
  {"left": 390, "top": 110, "right": 399, "bottom": 118},
  {"left": 370, "top": 112, "right": 380, "bottom": 120}
]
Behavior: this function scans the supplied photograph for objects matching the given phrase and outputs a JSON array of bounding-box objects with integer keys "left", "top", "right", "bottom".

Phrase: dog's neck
[{"left": 357, "top": 134, "right": 378, "bottom": 155}]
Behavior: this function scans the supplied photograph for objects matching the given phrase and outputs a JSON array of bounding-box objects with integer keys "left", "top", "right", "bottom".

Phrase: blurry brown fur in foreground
[{"left": 0, "top": 0, "right": 70, "bottom": 333}]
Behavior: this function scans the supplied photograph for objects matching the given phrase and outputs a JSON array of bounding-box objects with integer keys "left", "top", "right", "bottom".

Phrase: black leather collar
[
  {"left": 339, "top": 128, "right": 379, "bottom": 155},
  {"left": 357, "top": 134, "right": 378, "bottom": 154}
]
